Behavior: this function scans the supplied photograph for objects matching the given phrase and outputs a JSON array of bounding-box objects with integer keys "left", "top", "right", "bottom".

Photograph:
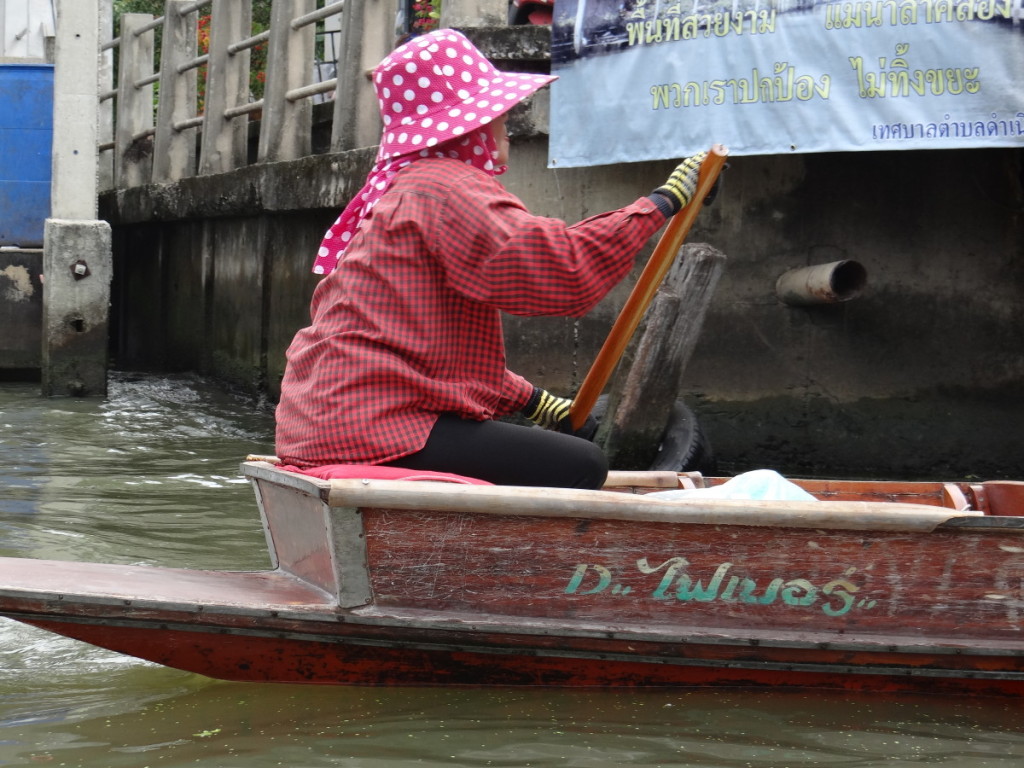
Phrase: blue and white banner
[{"left": 548, "top": 0, "right": 1024, "bottom": 166}]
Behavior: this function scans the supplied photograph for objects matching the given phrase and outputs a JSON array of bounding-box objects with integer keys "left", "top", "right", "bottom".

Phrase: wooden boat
[{"left": 1, "top": 460, "right": 1023, "bottom": 696}]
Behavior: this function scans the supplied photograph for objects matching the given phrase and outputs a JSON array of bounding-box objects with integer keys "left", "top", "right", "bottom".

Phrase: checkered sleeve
[{"left": 433, "top": 167, "right": 667, "bottom": 318}]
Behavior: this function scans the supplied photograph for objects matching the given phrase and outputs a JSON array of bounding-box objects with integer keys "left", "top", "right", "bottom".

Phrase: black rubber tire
[
  {"left": 649, "top": 399, "right": 716, "bottom": 474},
  {"left": 592, "top": 395, "right": 715, "bottom": 474}
]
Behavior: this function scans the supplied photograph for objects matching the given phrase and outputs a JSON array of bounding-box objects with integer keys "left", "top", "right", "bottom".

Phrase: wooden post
[
  {"left": 198, "top": 0, "right": 250, "bottom": 175},
  {"left": 330, "top": 0, "right": 390, "bottom": 152},
  {"left": 114, "top": 14, "right": 154, "bottom": 188},
  {"left": 153, "top": 0, "right": 198, "bottom": 182},
  {"left": 257, "top": 0, "right": 315, "bottom": 163},
  {"left": 570, "top": 146, "right": 729, "bottom": 430},
  {"left": 597, "top": 244, "right": 726, "bottom": 471}
]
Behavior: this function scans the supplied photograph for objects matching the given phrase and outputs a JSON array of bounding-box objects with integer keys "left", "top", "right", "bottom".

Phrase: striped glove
[
  {"left": 523, "top": 387, "right": 598, "bottom": 441},
  {"left": 652, "top": 150, "right": 708, "bottom": 215}
]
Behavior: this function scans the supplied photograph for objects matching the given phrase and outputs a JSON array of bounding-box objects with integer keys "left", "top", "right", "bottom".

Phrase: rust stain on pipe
[{"left": 775, "top": 260, "right": 867, "bottom": 306}]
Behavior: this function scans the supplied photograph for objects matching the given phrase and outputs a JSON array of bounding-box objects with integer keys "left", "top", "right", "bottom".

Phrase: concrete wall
[
  {"left": 99, "top": 46, "right": 1024, "bottom": 482},
  {"left": 0, "top": 248, "right": 42, "bottom": 372},
  {"left": 684, "top": 148, "right": 1024, "bottom": 479}
]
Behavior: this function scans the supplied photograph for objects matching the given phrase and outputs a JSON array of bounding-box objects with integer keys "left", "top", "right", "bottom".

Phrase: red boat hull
[{"left": 24, "top": 618, "right": 1024, "bottom": 697}]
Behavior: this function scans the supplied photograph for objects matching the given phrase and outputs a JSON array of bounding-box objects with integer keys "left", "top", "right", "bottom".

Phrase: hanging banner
[{"left": 548, "top": 0, "right": 1024, "bottom": 167}]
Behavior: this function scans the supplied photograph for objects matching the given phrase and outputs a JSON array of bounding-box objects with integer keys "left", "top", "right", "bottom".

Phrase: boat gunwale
[{"left": 240, "top": 462, "right": 1024, "bottom": 533}]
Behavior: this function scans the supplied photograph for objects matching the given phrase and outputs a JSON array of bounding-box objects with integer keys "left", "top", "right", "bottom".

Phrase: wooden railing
[{"left": 98, "top": 0, "right": 384, "bottom": 190}]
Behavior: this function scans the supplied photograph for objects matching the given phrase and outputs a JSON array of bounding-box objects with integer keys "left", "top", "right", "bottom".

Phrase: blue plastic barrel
[{"left": 0, "top": 64, "right": 53, "bottom": 247}]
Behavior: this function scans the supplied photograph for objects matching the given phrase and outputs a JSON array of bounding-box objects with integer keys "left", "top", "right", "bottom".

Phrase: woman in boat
[{"left": 274, "top": 28, "right": 707, "bottom": 489}]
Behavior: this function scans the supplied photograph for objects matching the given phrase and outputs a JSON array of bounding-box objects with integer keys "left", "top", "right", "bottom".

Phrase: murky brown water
[{"left": 1, "top": 373, "right": 1021, "bottom": 767}]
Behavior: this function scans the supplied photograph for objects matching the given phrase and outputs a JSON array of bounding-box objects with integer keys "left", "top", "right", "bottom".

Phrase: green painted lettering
[{"left": 564, "top": 564, "right": 612, "bottom": 595}]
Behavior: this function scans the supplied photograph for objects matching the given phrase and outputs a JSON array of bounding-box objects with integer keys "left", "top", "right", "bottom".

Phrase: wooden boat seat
[
  {"left": 966, "top": 481, "right": 1024, "bottom": 516},
  {"left": 940, "top": 481, "right": 1024, "bottom": 516},
  {"left": 942, "top": 484, "right": 972, "bottom": 512},
  {"left": 604, "top": 470, "right": 700, "bottom": 491}
]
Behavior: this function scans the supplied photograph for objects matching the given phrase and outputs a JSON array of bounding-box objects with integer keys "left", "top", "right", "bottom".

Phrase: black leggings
[{"left": 383, "top": 414, "right": 608, "bottom": 489}]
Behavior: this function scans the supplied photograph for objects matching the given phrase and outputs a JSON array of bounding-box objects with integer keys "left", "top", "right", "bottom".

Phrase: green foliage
[
  {"left": 112, "top": 0, "right": 274, "bottom": 112},
  {"left": 411, "top": 0, "right": 442, "bottom": 33},
  {"left": 113, "top": 0, "right": 272, "bottom": 37}
]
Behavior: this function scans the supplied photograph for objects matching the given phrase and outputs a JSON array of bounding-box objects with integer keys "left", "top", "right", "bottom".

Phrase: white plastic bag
[{"left": 650, "top": 469, "right": 817, "bottom": 502}]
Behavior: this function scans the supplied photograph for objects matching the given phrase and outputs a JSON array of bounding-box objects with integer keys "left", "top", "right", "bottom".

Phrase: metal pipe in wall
[{"left": 775, "top": 260, "right": 867, "bottom": 306}]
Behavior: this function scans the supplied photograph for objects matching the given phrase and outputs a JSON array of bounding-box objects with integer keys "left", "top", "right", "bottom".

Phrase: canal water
[{"left": 0, "top": 373, "right": 1021, "bottom": 767}]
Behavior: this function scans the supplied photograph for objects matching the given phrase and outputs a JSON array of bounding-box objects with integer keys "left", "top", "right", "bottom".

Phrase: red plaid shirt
[{"left": 275, "top": 158, "right": 667, "bottom": 466}]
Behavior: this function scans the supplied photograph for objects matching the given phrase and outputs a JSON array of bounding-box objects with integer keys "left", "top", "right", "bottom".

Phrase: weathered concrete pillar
[
  {"left": 41, "top": 220, "right": 112, "bottom": 397},
  {"left": 258, "top": 0, "right": 316, "bottom": 162},
  {"left": 98, "top": 0, "right": 114, "bottom": 190},
  {"left": 153, "top": 0, "right": 199, "bottom": 182},
  {"left": 331, "top": 0, "right": 391, "bottom": 152},
  {"left": 114, "top": 14, "right": 154, "bottom": 188},
  {"left": 43, "top": 0, "right": 110, "bottom": 397},
  {"left": 50, "top": 3, "right": 99, "bottom": 220},
  {"left": 199, "top": 0, "right": 251, "bottom": 174},
  {"left": 440, "top": 0, "right": 508, "bottom": 27}
]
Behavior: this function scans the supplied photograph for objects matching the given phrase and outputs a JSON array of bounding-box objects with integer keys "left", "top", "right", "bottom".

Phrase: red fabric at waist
[{"left": 279, "top": 463, "right": 491, "bottom": 485}]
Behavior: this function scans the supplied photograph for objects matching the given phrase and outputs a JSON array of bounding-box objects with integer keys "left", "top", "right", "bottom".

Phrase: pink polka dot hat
[
  {"left": 311, "top": 29, "right": 556, "bottom": 275},
  {"left": 375, "top": 28, "right": 556, "bottom": 160}
]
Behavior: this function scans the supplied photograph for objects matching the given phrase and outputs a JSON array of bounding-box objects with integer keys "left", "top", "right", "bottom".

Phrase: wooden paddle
[{"left": 568, "top": 144, "right": 729, "bottom": 432}]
